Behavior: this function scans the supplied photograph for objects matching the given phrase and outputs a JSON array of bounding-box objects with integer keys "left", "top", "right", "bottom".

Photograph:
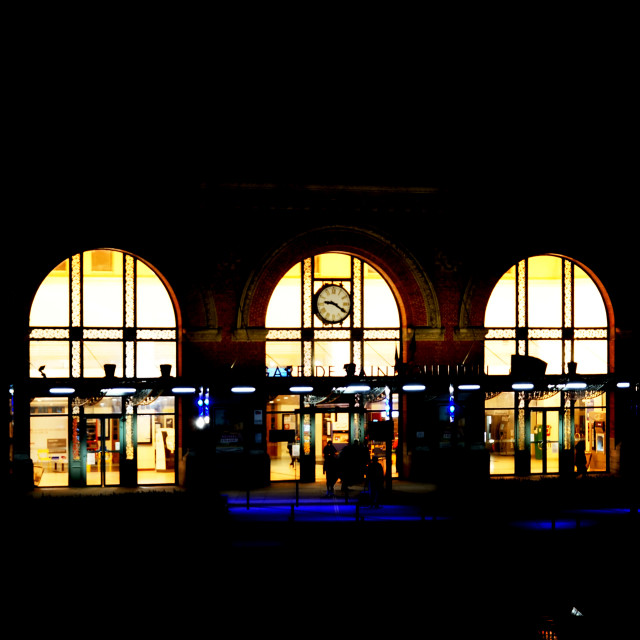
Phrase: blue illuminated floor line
[
  {"left": 225, "top": 502, "right": 636, "bottom": 526},
  {"left": 226, "top": 503, "right": 431, "bottom": 522}
]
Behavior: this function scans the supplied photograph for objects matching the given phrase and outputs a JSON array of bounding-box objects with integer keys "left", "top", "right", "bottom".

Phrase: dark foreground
[{"left": 5, "top": 476, "right": 639, "bottom": 639}]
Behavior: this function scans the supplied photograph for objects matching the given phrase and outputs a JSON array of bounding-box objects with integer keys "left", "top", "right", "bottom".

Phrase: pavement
[{"left": 7, "top": 475, "right": 639, "bottom": 638}]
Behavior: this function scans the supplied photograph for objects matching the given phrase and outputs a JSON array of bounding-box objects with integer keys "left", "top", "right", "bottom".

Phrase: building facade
[{"left": 5, "top": 182, "right": 638, "bottom": 492}]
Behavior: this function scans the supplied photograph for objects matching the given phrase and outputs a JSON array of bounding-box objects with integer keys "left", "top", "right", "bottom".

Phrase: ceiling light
[
  {"left": 402, "top": 383, "right": 426, "bottom": 392},
  {"left": 49, "top": 387, "right": 75, "bottom": 395}
]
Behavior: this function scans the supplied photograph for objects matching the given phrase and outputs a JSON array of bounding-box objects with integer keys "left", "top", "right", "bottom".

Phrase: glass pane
[
  {"left": 528, "top": 256, "right": 562, "bottom": 327},
  {"left": 484, "top": 340, "right": 515, "bottom": 376},
  {"left": 531, "top": 411, "right": 545, "bottom": 474},
  {"left": 30, "top": 400, "right": 69, "bottom": 487},
  {"left": 30, "top": 341, "right": 70, "bottom": 378},
  {"left": 267, "top": 396, "right": 301, "bottom": 481},
  {"left": 136, "top": 261, "right": 176, "bottom": 327},
  {"left": 143, "top": 396, "right": 175, "bottom": 414},
  {"left": 528, "top": 339, "right": 562, "bottom": 374},
  {"left": 86, "top": 417, "right": 120, "bottom": 486},
  {"left": 485, "top": 265, "right": 516, "bottom": 327},
  {"left": 363, "top": 341, "right": 398, "bottom": 377},
  {"left": 364, "top": 266, "right": 399, "bottom": 327},
  {"left": 30, "top": 260, "right": 69, "bottom": 327},
  {"left": 546, "top": 412, "right": 559, "bottom": 473},
  {"left": 266, "top": 341, "right": 302, "bottom": 376},
  {"left": 83, "top": 397, "right": 123, "bottom": 414},
  {"left": 574, "top": 265, "right": 607, "bottom": 327},
  {"left": 83, "top": 341, "right": 123, "bottom": 378},
  {"left": 266, "top": 264, "right": 301, "bottom": 328},
  {"left": 585, "top": 406, "right": 607, "bottom": 472},
  {"left": 315, "top": 252, "right": 351, "bottom": 278},
  {"left": 83, "top": 250, "right": 124, "bottom": 327},
  {"left": 136, "top": 341, "right": 176, "bottom": 378},
  {"left": 574, "top": 340, "right": 607, "bottom": 374},
  {"left": 486, "top": 409, "right": 515, "bottom": 474},
  {"left": 137, "top": 398, "right": 175, "bottom": 484},
  {"left": 313, "top": 341, "right": 350, "bottom": 376}
]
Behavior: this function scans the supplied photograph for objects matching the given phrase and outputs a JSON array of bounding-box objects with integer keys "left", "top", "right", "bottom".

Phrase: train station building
[{"left": 5, "top": 182, "right": 638, "bottom": 493}]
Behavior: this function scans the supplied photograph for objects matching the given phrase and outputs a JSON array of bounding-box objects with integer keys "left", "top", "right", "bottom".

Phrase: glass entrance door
[
  {"left": 86, "top": 417, "right": 121, "bottom": 486},
  {"left": 530, "top": 410, "right": 560, "bottom": 474}
]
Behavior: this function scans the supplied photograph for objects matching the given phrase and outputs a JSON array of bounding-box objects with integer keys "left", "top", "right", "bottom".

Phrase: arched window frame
[
  {"left": 29, "top": 250, "right": 177, "bottom": 380},
  {"left": 266, "top": 253, "right": 401, "bottom": 377},
  {"left": 484, "top": 255, "right": 609, "bottom": 377}
]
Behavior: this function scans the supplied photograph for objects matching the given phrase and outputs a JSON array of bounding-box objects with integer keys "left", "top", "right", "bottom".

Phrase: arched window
[
  {"left": 265, "top": 252, "right": 401, "bottom": 377},
  {"left": 28, "top": 249, "right": 178, "bottom": 488},
  {"left": 484, "top": 255, "right": 608, "bottom": 376},
  {"left": 29, "top": 249, "right": 177, "bottom": 379},
  {"left": 484, "top": 255, "right": 609, "bottom": 476},
  {"left": 264, "top": 252, "right": 401, "bottom": 482}
]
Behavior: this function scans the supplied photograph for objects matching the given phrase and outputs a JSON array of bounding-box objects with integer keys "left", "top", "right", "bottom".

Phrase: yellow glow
[
  {"left": 314, "top": 252, "right": 351, "bottom": 278},
  {"left": 83, "top": 250, "right": 124, "bottom": 327},
  {"left": 265, "top": 252, "right": 400, "bottom": 376},
  {"left": 527, "top": 255, "right": 562, "bottom": 327},
  {"left": 29, "top": 249, "right": 176, "bottom": 378},
  {"left": 484, "top": 256, "right": 608, "bottom": 376},
  {"left": 30, "top": 259, "right": 70, "bottom": 327},
  {"left": 574, "top": 265, "right": 606, "bottom": 327},
  {"left": 137, "top": 261, "right": 176, "bottom": 327},
  {"left": 485, "top": 265, "right": 515, "bottom": 328},
  {"left": 266, "top": 263, "right": 301, "bottom": 328}
]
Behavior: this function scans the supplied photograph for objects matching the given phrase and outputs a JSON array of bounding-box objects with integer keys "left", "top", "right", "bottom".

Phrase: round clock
[{"left": 314, "top": 284, "right": 352, "bottom": 324}]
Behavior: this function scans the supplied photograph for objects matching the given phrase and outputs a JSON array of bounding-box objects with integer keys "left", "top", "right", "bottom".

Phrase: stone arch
[{"left": 237, "top": 225, "right": 441, "bottom": 336}]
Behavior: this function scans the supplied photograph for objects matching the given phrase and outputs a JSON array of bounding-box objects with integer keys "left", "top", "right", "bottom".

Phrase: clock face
[{"left": 315, "top": 284, "right": 352, "bottom": 323}]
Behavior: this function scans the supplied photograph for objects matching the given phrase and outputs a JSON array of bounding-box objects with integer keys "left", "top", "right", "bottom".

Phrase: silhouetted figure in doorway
[
  {"left": 366, "top": 456, "right": 384, "bottom": 508},
  {"left": 575, "top": 439, "right": 588, "bottom": 477},
  {"left": 323, "top": 438, "right": 339, "bottom": 496}
]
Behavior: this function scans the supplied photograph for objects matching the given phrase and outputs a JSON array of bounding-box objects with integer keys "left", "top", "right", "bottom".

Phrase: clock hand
[{"left": 326, "top": 300, "right": 346, "bottom": 313}]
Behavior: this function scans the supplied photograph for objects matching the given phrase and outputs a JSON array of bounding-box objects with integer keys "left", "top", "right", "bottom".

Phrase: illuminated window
[
  {"left": 29, "top": 249, "right": 177, "bottom": 379},
  {"left": 484, "top": 256, "right": 610, "bottom": 477},
  {"left": 265, "top": 252, "right": 401, "bottom": 483},
  {"left": 484, "top": 255, "right": 608, "bottom": 376},
  {"left": 266, "top": 252, "right": 401, "bottom": 377}
]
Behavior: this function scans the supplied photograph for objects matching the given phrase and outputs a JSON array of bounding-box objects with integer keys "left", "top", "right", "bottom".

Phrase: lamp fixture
[
  {"left": 402, "top": 383, "right": 426, "bottom": 392},
  {"left": 289, "top": 385, "right": 314, "bottom": 393},
  {"left": 344, "top": 384, "right": 371, "bottom": 393},
  {"left": 101, "top": 387, "right": 137, "bottom": 396}
]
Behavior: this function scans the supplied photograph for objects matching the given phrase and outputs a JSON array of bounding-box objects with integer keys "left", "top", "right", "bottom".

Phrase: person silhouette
[
  {"left": 575, "top": 439, "right": 588, "bottom": 477},
  {"left": 366, "top": 456, "right": 384, "bottom": 508},
  {"left": 323, "top": 438, "right": 339, "bottom": 497}
]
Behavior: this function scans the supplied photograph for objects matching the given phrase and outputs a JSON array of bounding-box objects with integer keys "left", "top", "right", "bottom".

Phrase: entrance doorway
[
  {"left": 86, "top": 417, "right": 121, "bottom": 486},
  {"left": 530, "top": 409, "right": 560, "bottom": 474},
  {"left": 267, "top": 394, "right": 397, "bottom": 484}
]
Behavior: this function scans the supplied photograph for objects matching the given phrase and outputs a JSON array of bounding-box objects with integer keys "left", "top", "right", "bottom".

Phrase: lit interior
[
  {"left": 28, "top": 249, "right": 178, "bottom": 488},
  {"left": 484, "top": 255, "right": 609, "bottom": 477}
]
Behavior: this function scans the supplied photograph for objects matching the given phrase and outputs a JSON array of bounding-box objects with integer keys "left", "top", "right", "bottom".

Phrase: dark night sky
[{"left": 7, "top": 12, "right": 635, "bottom": 252}]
